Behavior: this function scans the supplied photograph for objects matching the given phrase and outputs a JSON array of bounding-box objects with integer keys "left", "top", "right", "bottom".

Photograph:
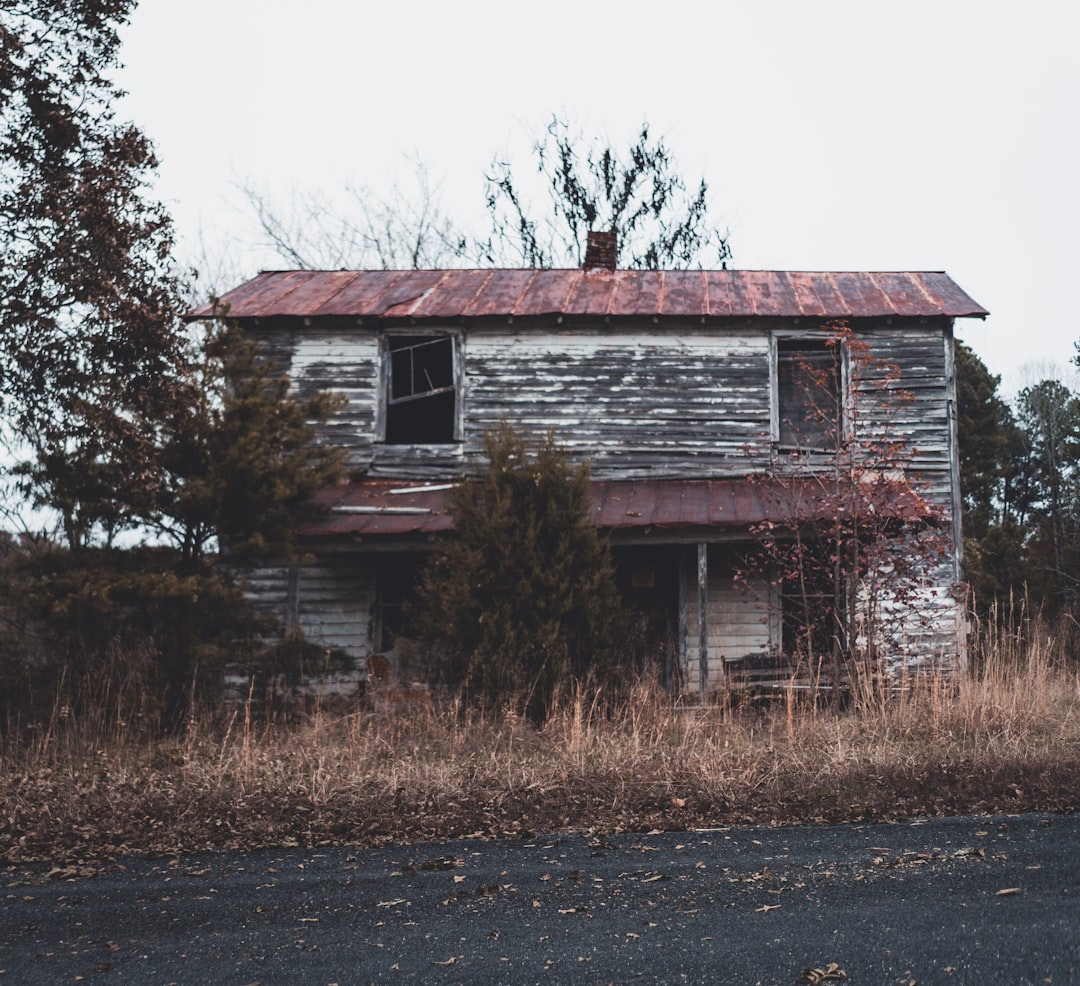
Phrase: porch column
[{"left": 697, "top": 543, "right": 709, "bottom": 696}]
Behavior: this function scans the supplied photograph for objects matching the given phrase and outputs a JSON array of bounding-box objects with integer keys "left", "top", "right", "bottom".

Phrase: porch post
[{"left": 697, "top": 542, "right": 709, "bottom": 696}]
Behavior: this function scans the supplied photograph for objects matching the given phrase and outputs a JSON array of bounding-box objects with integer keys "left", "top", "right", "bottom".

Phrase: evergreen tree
[
  {"left": 954, "top": 342, "right": 1029, "bottom": 602},
  {"left": 413, "top": 423, "right": 626, "bottom": 719},
  {"left": 1, "top": 1, "right": 187, "bottom": 519},
  {"left": 1014, "top": 378, "right": 1080, "bottom": 609},
  {"left": 3, "top": 325, "right": 346, "bottom": 729},
  {"left": 152, "top": 323, "right": 346, "bottom": 570}
]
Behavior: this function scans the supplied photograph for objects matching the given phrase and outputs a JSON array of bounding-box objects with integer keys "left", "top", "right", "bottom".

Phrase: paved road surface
[{"left": 2, "top": 813, "right": 1077, "bottom": 984}]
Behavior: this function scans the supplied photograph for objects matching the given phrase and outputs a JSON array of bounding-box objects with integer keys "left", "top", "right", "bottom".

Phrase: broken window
[
  {"left": 385, "top": 334, "right": 457, "bottom": 444},
  {"left": 776, "top": 340, "right": 842, "bottom": 449}
]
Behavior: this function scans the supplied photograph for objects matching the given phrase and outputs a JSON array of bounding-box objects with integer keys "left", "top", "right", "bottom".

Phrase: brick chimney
[{"left": 583, "top": 230, "right": 617, "bottom": 271}]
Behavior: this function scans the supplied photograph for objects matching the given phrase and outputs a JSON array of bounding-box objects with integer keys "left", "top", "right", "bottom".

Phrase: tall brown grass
[{"left": 2, "top": 610, "right": 1078, "bottom": 864}]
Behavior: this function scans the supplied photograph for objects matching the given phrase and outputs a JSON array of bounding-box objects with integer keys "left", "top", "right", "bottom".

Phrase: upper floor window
[
  {"left": 385, "top": 334, "right": 457, "bottom": 444},
  {"left": 776, "top": 339, "right": 842, "bottom": 450}
]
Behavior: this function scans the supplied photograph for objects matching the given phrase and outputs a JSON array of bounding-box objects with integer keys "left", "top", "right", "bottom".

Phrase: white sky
[{"left": 117, "top": 0, "right": 1080, "bottom": 396}]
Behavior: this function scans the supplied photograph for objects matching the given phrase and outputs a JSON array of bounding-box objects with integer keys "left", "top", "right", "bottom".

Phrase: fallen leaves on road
[{"left": 796, "top": 962, "right": 847, "bottom": 983}]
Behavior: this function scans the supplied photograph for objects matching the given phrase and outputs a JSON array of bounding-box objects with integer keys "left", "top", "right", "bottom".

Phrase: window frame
[
  {"left": 379, "top": 330, "right": 462, "bottom": 446},
  {"left": 770, "top": 332, "right": 847, "bottom": 452}
]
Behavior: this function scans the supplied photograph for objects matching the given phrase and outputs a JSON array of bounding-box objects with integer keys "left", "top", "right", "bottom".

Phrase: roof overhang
[
  {"left": 300, "top": 476, "right": 939, "bottom": 541},
  {"left": 187, "top": 269, "right": 988, "bottom": 324}
]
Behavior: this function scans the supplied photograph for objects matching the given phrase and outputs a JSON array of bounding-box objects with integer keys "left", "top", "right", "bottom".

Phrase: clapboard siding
[
  {"left": 849, "top": 332, "right": 954, "bottom": 506},
  {"left": 267, "top": 319, "right": 956, "bottom": 487},
  {"left": 249, "top": 314, "right": 964, "bottom": 683},
  {"left": 464, "top": 328, "right": 770, "bottom": 479},
  {"left": 289, "top": 331, "right": 380, "bottom": 471},
  {"left": 683, "top": 566, "right": 773, "bottom": 693},
  {"left": 294, "top": 559, "right": 375, "bottom": 658},
  {"left": 241, "top": 558, "right": 375, "bottom": 661}
]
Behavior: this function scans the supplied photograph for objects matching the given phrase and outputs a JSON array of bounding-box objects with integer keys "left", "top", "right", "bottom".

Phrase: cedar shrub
[{"left": 413, "top": 423, "right": 628, "bottom": 720}]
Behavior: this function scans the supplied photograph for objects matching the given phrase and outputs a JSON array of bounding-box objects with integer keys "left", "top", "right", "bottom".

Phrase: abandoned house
[{"left": 191, "top": 238, "right": 987, "bottom": 694}]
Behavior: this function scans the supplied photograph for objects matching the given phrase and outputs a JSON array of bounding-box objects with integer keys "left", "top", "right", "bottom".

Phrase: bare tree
[
  {"left": 739, "top": 325, "right": 954, "bottom": 691},
  {"left": 481, "top": 117, "right": 732, "bottom": 270},
  {"left": 237, "top": 120, "right": 732, "bottom": 274},
  {"left": 239, "top": 157, "right": 468, "bottom": 271}
]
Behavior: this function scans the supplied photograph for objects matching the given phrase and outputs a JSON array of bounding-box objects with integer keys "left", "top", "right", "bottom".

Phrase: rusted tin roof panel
[
  {"left": 787, "top": 273, "right": 827, "bottom": 316},
  {"left": 746, "top": 270, "right": 801, "bottom": 317},
  {"left": 262, "top": 270, "right": 354, "bottom": 315},
  {"left": 721, "top": 270, "right": 756, "bottom": 316},
  {"left": 800, "top": 272, "right": 847, "bottom": 315},
  {"left": 702, "top": 271, "right": 736, "bottom": 316},
  {"left": 608, "top": 270, "right": 664, "bottom": 316},
  {"left": 311, "top": 271, "right": 404, "bottom": 316},
  {"left": 467, "top": 269, "right": 535, "bottom": 314},
  {"left": 376, "top": 271, "right": 448, "bottom": 318},
  {"left": 301, "top": 476, "right": 933, "bottom": 538},
  {"left": 832, "top": 271, "right": 892, "bottom": 316},
  {"left": 513, "top": 269, "right": 576, "bottom": 315},
  {"left": 412, "top": 269, "right": 492, "bottom": 318},
  {"left": 564, "top": 271, "right": 617, "bottom": 315},
  {"left": 190, "top": 270, "right": 311, "bottom": 319},
  {"left": 655, "top": 480, "right": 690, "bottom": 525},
  {"left": 869, "top": 271, "right": 939, "bottom": 317},
  {"left": 660, "top": 270, "right": 707, "bottom": 317},
  {"left": 305, "top": 479, "right": 454, "bottom": 536},
  {"left": 918, "top": 271, "right": 987, "bottom": 317},
  {"left": 189, "top": 269, "right": 988, "bottom": 322}
]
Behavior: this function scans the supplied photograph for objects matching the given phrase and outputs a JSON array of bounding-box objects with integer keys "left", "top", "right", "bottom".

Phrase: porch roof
[{"left": 301, "top": 476, "right": 936, "bottom": 538}]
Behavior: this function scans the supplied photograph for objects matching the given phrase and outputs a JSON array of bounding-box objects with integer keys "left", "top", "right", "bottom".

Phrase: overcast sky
[{"left": 117, "top": 0, "right": 1078, "bottom": 396}]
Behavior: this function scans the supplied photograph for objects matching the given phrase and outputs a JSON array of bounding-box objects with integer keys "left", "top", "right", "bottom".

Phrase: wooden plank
[{"left": 698, "top": 542, "right": 709, "bottom": 695}]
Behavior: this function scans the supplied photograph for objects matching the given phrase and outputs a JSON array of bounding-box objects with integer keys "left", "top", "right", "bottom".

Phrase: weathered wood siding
[
  {"left": 859, "top": 574, "right": 966, "bottom": 674},
  {"left": 681, "top": 547, "right": 773, "bottom": 693},
  {"left": 849, "top": 330, "right": 954, "bottom": 504},
  {"left": 464, "top": 327, "right": 770, "bottom": 479},
  {"left": 252, "top": 314, "right": 964, "bottom": 680},
  {"left": 240, "top": 556, "right": 376, "bottom": 660},
  {"left": 264, "top": 317, "right": 956, "bottom": 489},
  {"left": 289, "top": 327, "right": 381, "bottom": 471}
]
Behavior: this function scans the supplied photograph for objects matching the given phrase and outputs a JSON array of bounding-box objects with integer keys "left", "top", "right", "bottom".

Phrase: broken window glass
[{"left": 385, "top": 334, "right": 456, "bottom": 444}]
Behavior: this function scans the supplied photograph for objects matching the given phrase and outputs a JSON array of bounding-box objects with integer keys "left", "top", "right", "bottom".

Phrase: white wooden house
[{"left": 191, "top": 238, "right": 987, "bottom": 694}]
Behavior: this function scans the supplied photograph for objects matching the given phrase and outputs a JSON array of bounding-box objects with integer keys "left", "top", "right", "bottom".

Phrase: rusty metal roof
[
  {"left": 301, "top": 477, "right": 936, "bottom": 538},
  {"left": 190, "top": 270, "right": 987, "bottom": 322}
]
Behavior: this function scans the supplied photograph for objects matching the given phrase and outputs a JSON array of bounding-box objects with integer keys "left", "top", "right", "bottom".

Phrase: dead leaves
[
  {"left": 869, "top": 846, "right": 986, "bottom": 869},
  {"left": 419, "top": 854, "right": 463, "bottom": 871},
  {"left": 797, "top": 962, "right": 848, "bottom": 983}
]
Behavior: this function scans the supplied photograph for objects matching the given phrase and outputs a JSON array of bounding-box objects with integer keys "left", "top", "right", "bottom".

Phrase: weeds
[{"left": 2, "top": 616, "right": 1079, "bottom": 864}]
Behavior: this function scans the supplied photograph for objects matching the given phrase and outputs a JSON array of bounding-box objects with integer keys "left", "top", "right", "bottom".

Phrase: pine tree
[
  {"left": 414, "top": 423, "right": 626, "bottom": 719},
  {"left": 152, "top": 323, "right": 346, "bottom": 570},
  {"left": 1, "top": 1, "right": 186, "bottom": 516}
]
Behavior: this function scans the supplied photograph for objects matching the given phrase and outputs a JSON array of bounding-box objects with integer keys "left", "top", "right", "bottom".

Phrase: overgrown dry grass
[{"left": 2, "top": 617, "right": 1079, "bottom": 865}]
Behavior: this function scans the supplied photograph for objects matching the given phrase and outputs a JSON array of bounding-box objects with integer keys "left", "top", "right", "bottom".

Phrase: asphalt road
[{"left": 2, "top": 813, "right": 1077, "bottom": 985}]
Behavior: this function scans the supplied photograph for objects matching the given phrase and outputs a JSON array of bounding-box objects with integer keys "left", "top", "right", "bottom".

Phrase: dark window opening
[
  {"left": 613, "top": 546, "right": 681, "bottom": 691},
  {"left": 376, "top": 554, "right": 425, "bottom": 652},
  {"left": 386, "top": 335, "right": 456, "bottom": 444},
  {"left": 777, "top": 340, "right": 841, "bottom": 449}
]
